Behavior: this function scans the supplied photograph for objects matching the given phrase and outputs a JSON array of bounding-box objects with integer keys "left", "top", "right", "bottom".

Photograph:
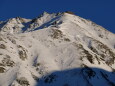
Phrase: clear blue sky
[{"left": 0, "top": 0, "right": 115, "bottom": 33}]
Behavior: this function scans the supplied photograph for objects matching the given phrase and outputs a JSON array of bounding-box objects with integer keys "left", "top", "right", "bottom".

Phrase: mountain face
[{"left": 0, "top": 11, "right": 115, "bottom": 86}]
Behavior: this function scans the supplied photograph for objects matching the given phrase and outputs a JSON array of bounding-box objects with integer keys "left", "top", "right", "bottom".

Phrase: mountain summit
[{"left": 0, "top": 12, "right": 115, "bottom": 86}]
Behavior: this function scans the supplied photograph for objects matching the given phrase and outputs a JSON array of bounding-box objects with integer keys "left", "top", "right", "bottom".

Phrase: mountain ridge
[{"left": 0, "top": 11, "right": 115, "bottom": 86}]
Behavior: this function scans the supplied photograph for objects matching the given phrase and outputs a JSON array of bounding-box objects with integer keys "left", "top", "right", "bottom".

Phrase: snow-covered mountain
[{"left": 0, "top": 11, "right": 115, "bottom": 86}]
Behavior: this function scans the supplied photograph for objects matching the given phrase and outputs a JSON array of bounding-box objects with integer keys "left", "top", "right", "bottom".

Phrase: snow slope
[{"left": 0, "top": 12, "right": 115, "bottom": 86}]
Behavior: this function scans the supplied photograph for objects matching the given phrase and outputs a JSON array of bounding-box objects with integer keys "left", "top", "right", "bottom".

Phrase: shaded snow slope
[{"left": 0, "top": 12, "right": 115, "bottom": 86}]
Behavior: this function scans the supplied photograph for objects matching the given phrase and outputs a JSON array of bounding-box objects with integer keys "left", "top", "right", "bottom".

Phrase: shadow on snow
[{"left": 36, "top": 67, "right": 115, "bottom": 86}]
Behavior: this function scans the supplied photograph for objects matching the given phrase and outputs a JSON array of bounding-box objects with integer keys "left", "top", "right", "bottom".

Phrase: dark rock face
[
  {"left": 18, "top": 45, "right": 27, "bottom": 60},
  {"left": 0, "top": 67, "right": 5, "bottom": 73},
  {"left": 16, "top": 77, "right": 30, "bottom": 86},
  {"left": 0, "top": 44, "right": 6, "bottom": 49},
  {"left": 65, "top": 11, "right": 75, "bottom": 15}
]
